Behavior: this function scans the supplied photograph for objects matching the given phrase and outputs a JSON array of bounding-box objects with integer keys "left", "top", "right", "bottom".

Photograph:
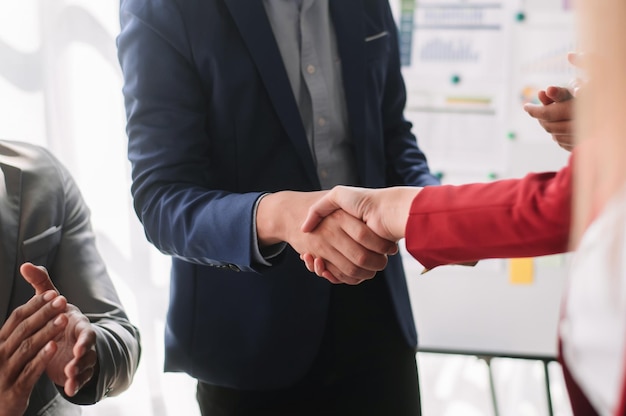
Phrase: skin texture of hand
[
  {"left": 523, "top": 52, "right": 584, "bottom": 151},
  {"left": 299, "top": 186, "right": 422, "bottom": 281},
  {"left": 19, "top": 263, "right": 98, "bottom": 398},
  {"left": 256, "top": 191, "right": 398, "bottom": 284},
  {"left": 0, "top": 290, "right": 68, "bottom": 416}
]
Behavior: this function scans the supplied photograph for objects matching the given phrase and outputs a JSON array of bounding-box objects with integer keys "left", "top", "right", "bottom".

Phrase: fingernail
[
  {"left": 52, "top": 297, "right": 64, "bottom": 308},
  {"left": 54, "top": 315, "right": 65, "bottom": 326},
  {"left": 44, "top": 291, "right": 56, "bottom": 301}
]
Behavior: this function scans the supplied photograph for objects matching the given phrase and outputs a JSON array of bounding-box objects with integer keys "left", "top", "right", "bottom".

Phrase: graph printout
[{"left": 391, "top": 0, "right": 575, "bottom": 183}]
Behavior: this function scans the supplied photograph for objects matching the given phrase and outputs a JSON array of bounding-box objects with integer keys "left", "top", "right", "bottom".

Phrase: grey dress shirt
[
  {"left": 263, "top": 0, "right": 359, "bottom": 189},
  {"left": 253, "top": 0, "right": 360, "bottom": 265}
]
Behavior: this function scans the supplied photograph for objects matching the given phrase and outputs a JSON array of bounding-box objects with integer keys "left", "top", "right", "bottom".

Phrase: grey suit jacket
[{"left": 0, "top": 140, "right": 141, "bottom": 415}]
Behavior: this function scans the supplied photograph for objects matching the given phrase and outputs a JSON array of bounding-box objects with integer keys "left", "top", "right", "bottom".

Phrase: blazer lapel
[
  {"left": 224, "top": 0, "right": 320, "bottom": 188},
  {"left": 0, "top": 162, "right": 21, "bottom": 326},
  {"left": 329, "top": 0, "right": 367, "bottom": 180}
]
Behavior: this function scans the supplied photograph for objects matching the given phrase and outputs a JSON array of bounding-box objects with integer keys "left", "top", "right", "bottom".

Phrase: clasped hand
[
  {"left": 298, "top": 186, "right": 422, "bottom": 283},
  {"left": 257, "top": 188, "right": 421, "bottom": 285},
  {"left": 257, "top": 190, "right": 400, "bottom": 285},
  {"left": 0, "top": 263, "right": 97, "bottom": 416}
]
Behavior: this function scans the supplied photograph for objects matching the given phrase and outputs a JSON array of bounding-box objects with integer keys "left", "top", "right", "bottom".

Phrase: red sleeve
[{"left": 405, "top": 153, "right": 574, "bottom": 270}]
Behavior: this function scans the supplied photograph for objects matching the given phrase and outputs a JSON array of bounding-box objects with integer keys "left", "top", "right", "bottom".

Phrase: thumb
[
  {"left": 20, "top": 262, "right": 58, "bottom": 295},
  {"left": 301, "top": 198, "right": 342, "bottom": 233}
]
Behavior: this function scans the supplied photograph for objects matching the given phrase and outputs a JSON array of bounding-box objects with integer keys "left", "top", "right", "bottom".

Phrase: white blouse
[{"left": 561, "top": 183, "right": 626, "bottom": 415}]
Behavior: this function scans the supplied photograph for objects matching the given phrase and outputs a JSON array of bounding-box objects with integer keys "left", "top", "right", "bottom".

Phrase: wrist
[
  {"left": 256, "top": 192, "right": 286, "bottom": 247},
  {"left": 386, "top": 187, "right": 421, "bottom": 240}
]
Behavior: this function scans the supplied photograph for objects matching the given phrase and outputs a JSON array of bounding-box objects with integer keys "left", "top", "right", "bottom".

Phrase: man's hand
[
  {"left": 256, "top": 191, "right": 398, "bottom": 284},
  {"left": 523, "top": 52, "right": 584, "bottom": 151},
  {"left": 20, "top": 263, "right": 98, "bottom": 397},
  {"left": 0, "top": 290, "right": 68, "bottom": 416},
  {"left": 299, "top": 186, "right": 422, "bottom": 281}
]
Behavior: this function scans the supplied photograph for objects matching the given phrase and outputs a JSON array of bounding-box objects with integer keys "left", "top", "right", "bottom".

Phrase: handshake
[{"left": 257, "top": 186, "right": 423, "bottom": 285}]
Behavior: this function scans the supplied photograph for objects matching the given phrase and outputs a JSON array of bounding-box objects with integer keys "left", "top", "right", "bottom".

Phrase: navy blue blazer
[{"left": 118, "top": 0, "right": 439, "bottom": 390}]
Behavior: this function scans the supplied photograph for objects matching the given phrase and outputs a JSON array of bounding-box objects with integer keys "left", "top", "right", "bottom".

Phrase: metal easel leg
[
  {"left": 543, "top": 360, "right": 554, "bottom": 416},
  {"left": 479, "top": 356, "right": 500, "bottom": 416}
]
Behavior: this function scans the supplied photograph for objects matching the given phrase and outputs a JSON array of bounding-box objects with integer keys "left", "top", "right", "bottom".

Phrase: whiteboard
[
  {"left": 403, "top": 250, "right": 569, "bottom": 357},
  {"left": 393, "top": 0, "right": 576, "bottom": 358}
]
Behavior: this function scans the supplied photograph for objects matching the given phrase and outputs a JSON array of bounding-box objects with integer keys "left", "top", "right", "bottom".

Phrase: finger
[
  {"left": 537, "top": 90, "right": 554, "bottom": 105},
  {"left": 313, "top": 256, "right": 325, "bottom": 277},
  {"left": 309, "top": 212, "right": 388, "bottom": 277},
  {"left": 525, "top": 101, "right": 571, "bottom": 123},
  {"left": 325, "top": 256, "right": 375, "bottom": 284},
  {"left": 336, "top": 211, "right": 397, "bottom": 256},
  {"left": 301, "top": 254, "right": 342, "bottom": 283},
  {"left": 302, "top": 186, "right": 363, "bottom": 233},
  {"left": 13, "top": 341, "right": 58, "bottom": 399},
  {"left": 301, "top": 198, "right": 342, "bottom": 233},
  {"left": 64, "top": 365, "right": 95, "bottom": 397},
  {"left": 320, "top": 270, "right": 343, "bottom": 284},
  {"left": 539, "top": 120, "right": 574, "bottom": 135},
  {"left": 320, "top": 230, "right": 387, "bottom": 276},
  {"left": 317, "top": 247, "right": 375, "bottom": 284},
  {"left": 328, "top": 209, "right": 396, "bottom": 258},
  {"left": 545, "top": 86, "right": 574, "bottom": 103},
  {"left": 1, "top": 293, "right": 66, "bottom": 348},
  {"left": 64, "top": 348, "right": 97, "bottom": 396},
  {"left": 523, "top": 102, "right": 542, "bottom": 116},
  {"left": 20, "top": 263, "right": 58, "bottom": 295},
  {"left": 4, "top": 314, "right": 67, "bottom": 382},
  {"left": 300, "top": 253, "right": 339, "bottom": 283},
  {"left": 301, "top": 253, "right": 316, "bottom": 273},
  {"left": 64, "top": 367, "right": 95, "bottom": 397},
  {"left": 71, "top": 322, "right": 96, "bottom": 359},
  {"left": 313, "top": 258, "right": 343, "bottom": 284}
]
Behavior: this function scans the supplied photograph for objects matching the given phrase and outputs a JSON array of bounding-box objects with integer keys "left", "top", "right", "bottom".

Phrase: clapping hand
[
  {"left": 19, "top": 263, "right": 98, "bottom": 398},
  {"left": 0, "top": 289, "right": 67, "bottom": 416},
  {"left": 523, "top": 52, "right": 585, "bottom": 151}
]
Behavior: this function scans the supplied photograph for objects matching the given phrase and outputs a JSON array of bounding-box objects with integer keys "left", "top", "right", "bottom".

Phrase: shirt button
[
  {"left": 318, "top": 117, "right": 326, "bottom": 127},
  {"left": 307, "top": 64, "right": 316, "bottom": 74},
  {"left": 320, "top": 170, "right": 328, "bottom": 179}
]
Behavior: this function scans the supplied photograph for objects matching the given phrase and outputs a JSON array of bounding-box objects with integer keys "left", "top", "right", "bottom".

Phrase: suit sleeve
[
  {"left": 45, "top": 154, "right": 141, "bottom": 404},
  {"left": 117, "top": 1, "right": 263, "bottom": 272},
  {"left": 405, "top": 153, "right": 574, "bottom": 270}
]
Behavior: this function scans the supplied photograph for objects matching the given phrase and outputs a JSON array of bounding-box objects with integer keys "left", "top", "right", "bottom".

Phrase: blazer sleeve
[
  {"left": 41, "top": 153, "right": 141, "bottom": 405},
  {"left": 405, "top": 153, "right": 574, "bottom": 270},
  {"left": 117, "top": 1, "right": 263, "bottom": 272}
]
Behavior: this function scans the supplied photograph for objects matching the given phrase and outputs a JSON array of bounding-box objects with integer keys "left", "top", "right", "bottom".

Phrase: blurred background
[{"left": 0, "top": 1, "right": 577, "bottom": 414}]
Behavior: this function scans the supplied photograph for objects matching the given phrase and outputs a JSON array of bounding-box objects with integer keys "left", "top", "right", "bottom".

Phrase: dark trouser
[{"left": 196, "top": 276, "right": 422, "bottom": 416}]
